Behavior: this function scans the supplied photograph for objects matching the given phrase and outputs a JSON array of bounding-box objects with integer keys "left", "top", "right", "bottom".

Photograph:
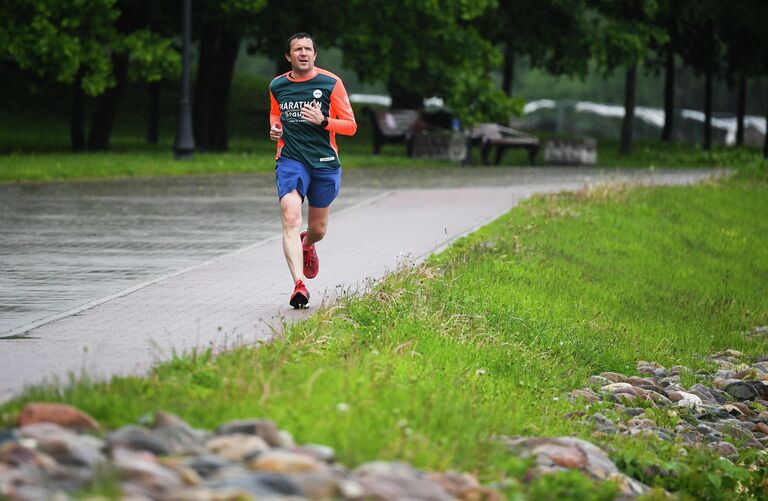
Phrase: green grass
[{"left": 3, "top": 170, "right": 767, "bottom": 499}]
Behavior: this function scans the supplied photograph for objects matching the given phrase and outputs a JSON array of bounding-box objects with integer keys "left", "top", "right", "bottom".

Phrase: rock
[
  {"left": 588, "top": 376, "right": 611, "bottom": 387},
  {"left": 711, "top": 441, "right": 739, "bottom": 457},
  {"left": 112, "top": 447, "right": 183, "bottom": 498},
  {"left": 290, "top": 471, "right": 340, "bottom": 500},
  {"left": 600, "top": 383, "right": 634, "bottom": 393},
  {"left": 291, "top": 444, "right": 335, "bottom": 463},
  {"left": 164, "top": 487, "right": 259, "bottom": 501},
  {"left": 688, "top": 384, "right": 720, "bottom": 405},
  {"left": 722, "top": 402, "right": 752, "bottom": 417},
  {"left": 248, "top": 449, "right": 326, "bottom": 474},
  {"left": 352, "top": 462, "right": 453, "bottom": 501},
  {"left": 608, "top": 472, "right": 651, "bottom": 497},
  {"left": 108, "top": 425, "right": 172, "bottom": 456},
  {"left": 754, "top": 423, "right": 768, "bottom": 435},
  {"left": 598, "top": 372, "right": 627, "bottom": 383},
  {"left": 19, "top": 423, "right": 105, "bottom": 468},
  {"left": 0, "top": 442, "right": 59, "bottom": 471},
  {"left": 569, "top": 388, "right": 598, "bottom": 403},
  {"left": 627, "top": 418, "right": 656, "bottom": 429},
  {"left": 621, "top": 407, "right": 646, "bottom": 417},
  {"left": 277, "top": 430, "right": 296, "bottom": 449},
  {"left": 152, "top": 412, "right": 208, "bottom": 456},
  {"left": 0, "top": 430, "right": 17, "bottom": 446},
  {"left": 215, "top": 420, "right": 280, "bottom": 447},
  {"left": 676, "top": 392, "right": 703, "bottom": 409},
  {"left": 204, "top": 471, "right": 304, "bottom": 498},
  {"left": 725, "top": 381, "right": 760, "bottom": 401},
  {"left": 428, "top": 471, "right": 502, "bottom": 501},
  {"left": 531, "top": 443, "right": 587, "bottom": 469},
  {"left": 205, "top": 434, "right": 269, "bottom": 462},
  {"left": 183, "top": 454, "right": 230, "bottom": 478},
  {"left": 18, "top": 403, "right": 100, "bottom": 432},
  {"left": 668, "top": 391, "right": 683, "bottom": 402}
]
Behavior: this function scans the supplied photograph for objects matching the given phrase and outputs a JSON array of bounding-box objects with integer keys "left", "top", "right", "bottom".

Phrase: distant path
[{"left": 0, "top": 168, "right": 720, "bottom": 402}]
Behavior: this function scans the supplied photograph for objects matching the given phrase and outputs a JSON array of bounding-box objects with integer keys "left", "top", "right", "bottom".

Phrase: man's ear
[{"left": 285, "top": 53, "right": 291, "bottom": 62}]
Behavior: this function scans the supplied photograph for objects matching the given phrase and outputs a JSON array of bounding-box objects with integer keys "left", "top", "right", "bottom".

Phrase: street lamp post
[{"left": 174, "top": 0, "right": 194, "bottom": 160}]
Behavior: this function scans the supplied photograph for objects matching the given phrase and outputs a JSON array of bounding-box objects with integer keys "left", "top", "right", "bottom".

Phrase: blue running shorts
[{"left": 275, "top": 157, "right": 341, "bottom": 209}]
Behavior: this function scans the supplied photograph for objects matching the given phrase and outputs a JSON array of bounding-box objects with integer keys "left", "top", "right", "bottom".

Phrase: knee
[
  {"left": 283, "top": 211, "right": 302, "bottom": 231},
  {"left": 308, "top": 221, "right": 326, "bottom": 241}
]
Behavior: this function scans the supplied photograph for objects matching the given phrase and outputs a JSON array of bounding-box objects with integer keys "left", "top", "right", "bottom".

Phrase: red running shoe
[
  {"left": 290, "top": 279, "right": 309, "bottom": 309},
  {"left": 300, "top": 230, "right": 319, "bottom": 279}
]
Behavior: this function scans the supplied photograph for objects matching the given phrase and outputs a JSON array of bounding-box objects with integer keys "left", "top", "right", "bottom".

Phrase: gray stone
[
  {"left": 184, "top": 454, "right": 231, "bottom": 478},
  {"left": 725, "top": 381, "right": 760, "bottom": 401},
  {"left": 112, "top": 447, "right": 183, "bottom": 497},
  {"left": 19, "top": 423, "right": 105, "bottom": 468},
  {"left": 291, "top": 444, "right": 335, "bottom": 464},
  {"left": 152, "top": 412, "right": 208, "bottom": 456},
  {"left": 0, "top": 430, "right": 17, "bottom": 446},
  {"left": 205, "top": 434, "right": 269, "bottom": 462},
  {"left": 248, "top": 449, "right": 327, "bottom": 474},
  {"left": 711, "top": 441, "right": 739, "bottom": 457},
  {"left": 204, "top": 471, "right": 305, "bottom": 498},
  {"left": 108, "top": 425, "right": 172, "bottom": 456},
  {"left": 215, "top": 420, "right": 280, "bottom": 447}
]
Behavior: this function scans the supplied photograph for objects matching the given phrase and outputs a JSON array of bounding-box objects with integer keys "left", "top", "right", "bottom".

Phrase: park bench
[
  {"left": 467, "top": 123, "right": 540, "bottom": 165},
  {"left": 366, "top": 108, "right": 422, "bottom": 155}
]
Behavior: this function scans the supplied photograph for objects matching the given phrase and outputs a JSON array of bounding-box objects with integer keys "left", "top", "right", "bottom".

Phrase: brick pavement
[{"left": 0, "top": 169, "right": 719, "bottom": 402}]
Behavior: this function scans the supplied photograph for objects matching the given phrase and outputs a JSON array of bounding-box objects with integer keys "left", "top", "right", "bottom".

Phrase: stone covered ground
[{"left": 2, "top": 344, "right": 768, "bottom": 500}]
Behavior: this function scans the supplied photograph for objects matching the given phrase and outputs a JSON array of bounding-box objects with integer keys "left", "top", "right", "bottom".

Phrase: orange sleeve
[
  {"left": 269, "top": 90, "right": 281, "bottom": 128},
  {"left": 326, "top": 80, "right": 357, "bottom": 136}
]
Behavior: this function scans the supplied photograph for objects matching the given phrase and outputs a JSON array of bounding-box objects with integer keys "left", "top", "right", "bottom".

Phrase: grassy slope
[{"left": 3, "top": 172, "right": 767, "bottom": 499}]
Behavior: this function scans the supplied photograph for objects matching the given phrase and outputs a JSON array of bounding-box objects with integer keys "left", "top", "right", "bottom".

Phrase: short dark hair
[{"left": 285, "top": 32, "right": 316, "bottom": 54}]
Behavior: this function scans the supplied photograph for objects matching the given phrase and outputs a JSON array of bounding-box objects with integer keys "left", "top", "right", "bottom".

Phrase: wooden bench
[
  {"left": 366, "top": 108, "right": 422, "bottom": 155},
  {"left": 467, "top": 123, "right": 540, "bottom": 165}
]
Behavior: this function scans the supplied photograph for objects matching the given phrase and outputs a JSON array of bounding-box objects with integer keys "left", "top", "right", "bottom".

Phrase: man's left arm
[{"left": 326, "top": 80, "right": 357, "bottom": 136}]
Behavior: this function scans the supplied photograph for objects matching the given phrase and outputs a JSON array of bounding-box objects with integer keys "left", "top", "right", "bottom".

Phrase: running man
[{"left": 269, "top": 33, "right": 357, "bottom": 309}]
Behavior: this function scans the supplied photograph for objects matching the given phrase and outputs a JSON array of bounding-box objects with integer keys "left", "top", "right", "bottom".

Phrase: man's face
[{"left": 286, "top": 38, "right": 316, "bottom": 73}]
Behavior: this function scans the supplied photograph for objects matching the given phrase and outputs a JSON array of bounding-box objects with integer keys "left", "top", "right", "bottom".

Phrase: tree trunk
[
  {"left": 703, "top": 68, "right": 713, "bottom": 150},
  {"left": 736, "top": 74, "right": 746, "bottom": 146},
  {"left": 208, "top": 31, "right": 241, "bottom": 151},
  {"left": 193, "top": 28, "right": 216, "bottom": 150},
  {"left": 661, "top": 45, "right": 675, "bottom": 142},
  {"left": 70, "top": 72, "right": 86, "bottom": 152},
  {"left": 194, "top": 26, "right": 242, "bottom": 151},
  {"left": 146, "top": 81, "right": 160, "bottom": 144},
  {"left": 501, "top": 42, "right": 515, "bottom": 96},
  {"left": 87, "top": 54, "right": 129, "bottom": 150},
  {"left": 620, "top": 64, "right": 636, "bottom": 156},
  {"left": 388, "top": 81, "right": 423, "bottom": 109}
]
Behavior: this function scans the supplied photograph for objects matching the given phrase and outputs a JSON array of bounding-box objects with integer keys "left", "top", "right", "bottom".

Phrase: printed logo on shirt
[
  {"left": 319, "top": 156, "right": 336, "bottom": 162},
  {"left": 279, "top": 99, "right": 322, "bottom": 122},
  {"left": 313, "top": 89, "right": 322, "bottom": 98}
]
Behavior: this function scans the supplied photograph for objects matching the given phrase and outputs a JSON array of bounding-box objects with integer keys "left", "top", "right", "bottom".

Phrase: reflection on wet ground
[{"left": 0, "top": 167, "right": 706, "bottom": 335}]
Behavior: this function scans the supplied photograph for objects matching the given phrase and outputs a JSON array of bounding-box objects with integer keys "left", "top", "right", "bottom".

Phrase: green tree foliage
[
  {"left": 0, "top": 0, "right": 179, "bottom": 150},
  {"left": 477, "top": 0, "right": 592, "bottom": 95},
  {"left": 589, "top": 0, "right": 666, "bottom": 154},
  {"left": 0, "top": 0, "right": 118, "bottom": 96},
  {"left": 337, "top": 0, "right": 521, "bottom": 126}
]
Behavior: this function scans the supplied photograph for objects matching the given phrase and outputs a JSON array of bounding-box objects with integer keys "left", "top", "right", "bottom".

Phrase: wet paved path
[{"left": 0, "top": 168, "right": 719, "bottom": 402}]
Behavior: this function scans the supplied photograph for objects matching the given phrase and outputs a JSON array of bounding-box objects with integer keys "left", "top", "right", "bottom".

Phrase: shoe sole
[{"left": 290, "top": 291, "right": 309, "bottom": 309}]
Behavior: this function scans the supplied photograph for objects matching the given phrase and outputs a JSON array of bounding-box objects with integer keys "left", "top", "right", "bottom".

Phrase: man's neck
[{"left": 290, "top": 67, "right": 317, "bottom": 79}]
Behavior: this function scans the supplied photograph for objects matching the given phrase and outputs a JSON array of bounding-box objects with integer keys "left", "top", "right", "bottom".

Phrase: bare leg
[
  {"left": 280, "top": 190, "right": 304, "bottom": 282},
  {"left": 305, "top": 205, "right": 329, "bottom": 246}
]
